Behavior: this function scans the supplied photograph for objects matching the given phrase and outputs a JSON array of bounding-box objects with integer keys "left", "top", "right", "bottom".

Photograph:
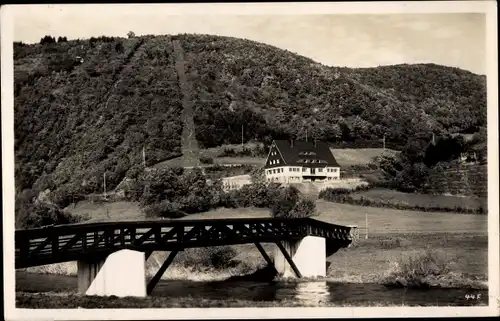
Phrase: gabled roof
[{"left": 271, "top": 140, "right": 340, "bottom": 168}]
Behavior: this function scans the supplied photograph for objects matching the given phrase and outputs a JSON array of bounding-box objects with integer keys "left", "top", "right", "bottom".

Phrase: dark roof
[{"left": 272, "top": 140, "right": 340, "bottom": 168}]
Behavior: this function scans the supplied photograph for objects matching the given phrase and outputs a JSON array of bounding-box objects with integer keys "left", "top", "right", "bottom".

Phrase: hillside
[{"left": 14, "top": 34, "right": 487, "bottom": 200}]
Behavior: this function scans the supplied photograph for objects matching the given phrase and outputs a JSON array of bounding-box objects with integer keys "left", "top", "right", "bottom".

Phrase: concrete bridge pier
[
  {"left": 273, "top": 236, "right": 326, "bottom": 278},
  {"left": 77, "top": 249, "right": 146, "bottom": 297}
]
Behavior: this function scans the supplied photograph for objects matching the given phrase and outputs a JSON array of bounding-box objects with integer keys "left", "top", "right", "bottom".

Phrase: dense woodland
[
  {"left": 13, "top": 34, "right": 487, "bottom": 227},
  {"left": 179, "top": 34, "right": 486, "bottom": 148}
]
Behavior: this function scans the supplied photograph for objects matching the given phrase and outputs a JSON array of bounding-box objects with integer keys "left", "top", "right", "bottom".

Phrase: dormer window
[{"left": 299, "top": 151, "right": 317, "bottom": 156}]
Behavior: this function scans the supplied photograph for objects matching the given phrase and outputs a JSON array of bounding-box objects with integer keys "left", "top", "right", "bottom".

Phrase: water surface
[{"left": 16, "top": 272, "right": 488, "bottom": 307}]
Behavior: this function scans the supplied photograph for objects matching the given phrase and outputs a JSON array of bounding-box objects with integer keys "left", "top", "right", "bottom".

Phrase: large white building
[{"left": 264, "top": 140, "right": 341, "bottom": 183}]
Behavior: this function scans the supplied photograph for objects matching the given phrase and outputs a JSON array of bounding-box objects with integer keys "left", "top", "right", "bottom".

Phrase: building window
[
  {"left": 318, "top": 168, "right": 323, "bottom": 172},
  {"left": 277, "top": 159, "right": 280, "bottom": 164},
  {"left": 333, "top": 168, "right": 337, "bottom": 172}
]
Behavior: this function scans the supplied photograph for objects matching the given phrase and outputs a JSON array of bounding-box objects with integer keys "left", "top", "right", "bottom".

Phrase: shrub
[
  {"left": 227, "top": 182, "right": 281, "bottom": 208},
  {"left": 17, "top": 201, "right": 87, "bottom": 229},
  {"left": 178, "top": 246, "right": 237, "bottom": 269},
  {"left": 318, "top": 185, "right": 371, "bottom": 201},
  {"left": 207, "top": 246, "right": 238, "bottom": 268},
  {"left": 143, "top": 201, "right": 187, "bottom": 219},
  {"left": 217, "top": 146, "right": 268, "bottom": 158},
  {"left": 288, "top": 198, "right": 318, "bottom": 218},
  {"left": 384, "top": 250, "right": 453, "bottom": 288},
  {"left": 49, "top": 183, "right": 86, "bottom": 209},
  {"left": 321, "top": 192, "right": 484, "bottom": 215},
  {"left": 200, "top": 156, "right": 214, "bottom": 164}
]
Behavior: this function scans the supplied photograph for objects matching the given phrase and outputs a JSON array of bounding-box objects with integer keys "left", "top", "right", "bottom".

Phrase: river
[{"left": 16, "top": 272, "right": 488, "bottom": 307}]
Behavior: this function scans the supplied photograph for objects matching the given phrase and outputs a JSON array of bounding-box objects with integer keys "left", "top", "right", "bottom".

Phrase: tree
[
  {"left": 40, "top": 35, "right": 56, "bottom": 44},
  {"left": 271, "top": 186, "right": 300, "bottom": 218},
  {"left": 127, "top": 31, "right": 136, "bottom": 38},
  {"left": 400, "top": 138, "right": 428, "bottom": 164},
  {"left": 249, "top": 166, "right": 266, "bottom": 185}
]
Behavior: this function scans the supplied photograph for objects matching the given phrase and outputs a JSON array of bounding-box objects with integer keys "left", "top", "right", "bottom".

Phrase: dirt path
[{"left": 172, "top": 39, "right": 200, "bottom": 167}]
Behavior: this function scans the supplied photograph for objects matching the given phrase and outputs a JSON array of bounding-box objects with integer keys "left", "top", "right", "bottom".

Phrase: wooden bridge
[{"left": 15, "top": 217, "right": 357, "bottom": 296}]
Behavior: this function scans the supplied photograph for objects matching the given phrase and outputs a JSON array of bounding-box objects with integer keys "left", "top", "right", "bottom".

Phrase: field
[
  {"left": 330, "top": 148, "right": 399, "bottom": 167},
  {"left": 347, "top": 188, "right": 487, "bottom": 212},
  {"left": 65, "top": 198, "right": 488, "bottom": 236}
]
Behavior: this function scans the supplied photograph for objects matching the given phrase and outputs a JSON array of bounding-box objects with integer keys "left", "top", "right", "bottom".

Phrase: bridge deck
[{"left": 15, "top": 217, "right": 357, "bottom": 269}]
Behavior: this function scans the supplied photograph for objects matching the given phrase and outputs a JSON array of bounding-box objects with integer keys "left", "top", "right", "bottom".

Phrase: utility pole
[
  {"left": 142, "top": 146, "right": 146, "bottom": 168},
  {"left": 241, "top": 124, "right": 244, "bottom": 147},
  {"left": 103, "top": 172, "right": 107, "bottom": 198},
  {"left": 383, "top": 135, "right": 386, "bottom": 150},
  {"left": 305, "top": 128, "right": 308, "bottom": 142},
  {"left": 365, "top": 213, "right": 369, "bottom": 239}
]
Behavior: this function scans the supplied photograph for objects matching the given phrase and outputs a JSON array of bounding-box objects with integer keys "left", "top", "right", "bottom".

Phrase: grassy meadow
[{"left": 346, "top": 188, "right": 487, "bottom": 213}]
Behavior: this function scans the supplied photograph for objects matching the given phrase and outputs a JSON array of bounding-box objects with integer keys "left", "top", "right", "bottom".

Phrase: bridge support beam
[
  {"left": 147, "top": 251, "right": 178, "bottom": 295},
  {"left": 254, "top": 242, "right": 278, "bottom": 274},
  {"left": 78, "top": 249, "right": 146, "bottom": 297},
  {"left": 274, "top": 236, "right": 326, "bottom": 278}
]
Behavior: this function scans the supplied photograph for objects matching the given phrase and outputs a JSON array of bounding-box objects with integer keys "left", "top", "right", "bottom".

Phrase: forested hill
[{"left": 14, "top": 34, "right": 486, "bottom": 197}]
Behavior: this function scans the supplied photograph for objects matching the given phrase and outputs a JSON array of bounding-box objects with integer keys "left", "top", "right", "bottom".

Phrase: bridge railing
[{"left": 15, "top": 217, "right": 355, "bottom": 268}]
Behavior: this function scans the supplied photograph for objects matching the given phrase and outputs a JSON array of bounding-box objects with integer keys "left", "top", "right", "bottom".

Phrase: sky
[{"left": 11, "top": 4, "right": 487, "bottom": 74}]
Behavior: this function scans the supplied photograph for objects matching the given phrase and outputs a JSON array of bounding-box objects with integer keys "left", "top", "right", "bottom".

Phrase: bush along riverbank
[
  {"left": 381, "top": 250, "right": 487, "bottom": 290},
  {"left": 318, "top": 186, "right": 487, "bottom": 215}
]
